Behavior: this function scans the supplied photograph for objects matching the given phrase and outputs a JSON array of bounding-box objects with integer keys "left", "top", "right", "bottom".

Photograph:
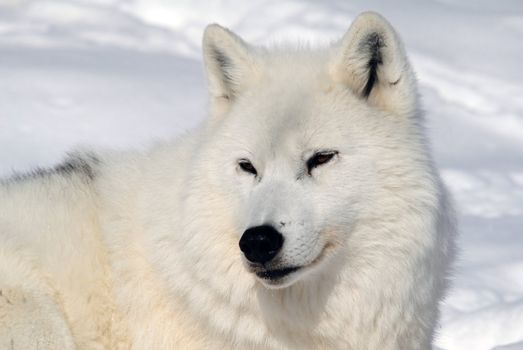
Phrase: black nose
[{"left": 239, "top": 225, "right": 284, "bottom": 264}]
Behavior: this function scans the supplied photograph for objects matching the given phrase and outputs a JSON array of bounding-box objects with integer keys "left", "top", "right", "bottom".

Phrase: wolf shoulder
[{"left": 0, "top": 128, "right": 201, "bottom": 240}]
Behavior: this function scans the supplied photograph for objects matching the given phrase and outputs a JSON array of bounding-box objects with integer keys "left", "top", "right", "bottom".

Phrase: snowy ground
[{"left": 1, "top": 1, "right": 522, "bottom": 349}]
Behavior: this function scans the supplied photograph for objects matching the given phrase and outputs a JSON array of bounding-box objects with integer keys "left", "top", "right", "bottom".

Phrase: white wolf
[{"left": 0, "top": 12, "right": 456, "bottom": 350}]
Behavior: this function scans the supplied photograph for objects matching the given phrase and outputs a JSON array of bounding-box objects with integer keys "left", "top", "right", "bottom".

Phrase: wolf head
[{"left": 197, "top": 12, "right": 426, "bottom": 289}]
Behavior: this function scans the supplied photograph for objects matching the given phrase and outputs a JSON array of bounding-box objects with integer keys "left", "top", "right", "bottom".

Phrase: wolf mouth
[{"left": 255, "top": 267, "right": 300, "bottom": 280}]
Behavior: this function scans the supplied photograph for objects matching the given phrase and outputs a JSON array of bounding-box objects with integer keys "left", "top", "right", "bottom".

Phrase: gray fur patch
[{"left": 1, "top": 152, "right": 100, "bottom": 184}]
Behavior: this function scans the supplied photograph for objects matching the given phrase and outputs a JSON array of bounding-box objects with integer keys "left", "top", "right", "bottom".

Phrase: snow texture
[{"left": 0, "top": 1, "right": 522, "bottom": 349}]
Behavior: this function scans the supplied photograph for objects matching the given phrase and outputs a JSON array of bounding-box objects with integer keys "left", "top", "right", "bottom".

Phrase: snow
[{"left": 0, "top": 1, "right": 522, "bottom": 348}]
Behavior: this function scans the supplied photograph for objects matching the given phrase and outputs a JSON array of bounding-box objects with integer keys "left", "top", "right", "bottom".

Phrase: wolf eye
[
  {"left": 238, "top": 159, "right": 257, "bottom": 176},
  {"left": 307, "top": 151, "right": 338, "bottom": 174}
]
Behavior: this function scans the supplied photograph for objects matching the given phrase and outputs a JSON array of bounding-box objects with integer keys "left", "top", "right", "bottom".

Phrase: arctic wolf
[{"left": 0, "top": 12, "right": 455, "bottom": 350}]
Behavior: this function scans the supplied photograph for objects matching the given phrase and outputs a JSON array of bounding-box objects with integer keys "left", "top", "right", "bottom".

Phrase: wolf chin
[{"left": 0, "top": 12, "right": 456, "bottom": 350}]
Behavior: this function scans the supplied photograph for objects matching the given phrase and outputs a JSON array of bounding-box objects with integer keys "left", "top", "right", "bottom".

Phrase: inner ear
[
  {"left": 208, "top": 45, "right": 237, "bottom": 99},
  {"left": 360, "top": 32, "right": 384, "bottom": 98}
]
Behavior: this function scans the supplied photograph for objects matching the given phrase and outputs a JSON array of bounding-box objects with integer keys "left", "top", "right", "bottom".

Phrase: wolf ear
[
  {"left": 330, "top": 12, "right": 417, "bottom": 117},
  {"left": 202, "top": 24, "right": 258, "bottom": 118}
]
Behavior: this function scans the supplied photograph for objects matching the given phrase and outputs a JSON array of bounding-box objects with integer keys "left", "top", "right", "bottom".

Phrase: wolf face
[{"left": 200, "top": 12, "right": 421, "bottom": 289}]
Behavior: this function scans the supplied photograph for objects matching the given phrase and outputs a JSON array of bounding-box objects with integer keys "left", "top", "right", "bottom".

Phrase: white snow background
[{"left": 0, "top": 1, "right": 522, "bottom": 349}]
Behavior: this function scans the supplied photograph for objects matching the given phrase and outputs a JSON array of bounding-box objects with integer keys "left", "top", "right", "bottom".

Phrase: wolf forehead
[{"left": 206, "top": 46, "right": 353, "bottom": 104}]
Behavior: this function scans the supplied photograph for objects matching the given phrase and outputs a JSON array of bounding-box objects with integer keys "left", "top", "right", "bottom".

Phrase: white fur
[{"left": 0, "top": 12, "right": 456, "bottom": 349}]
